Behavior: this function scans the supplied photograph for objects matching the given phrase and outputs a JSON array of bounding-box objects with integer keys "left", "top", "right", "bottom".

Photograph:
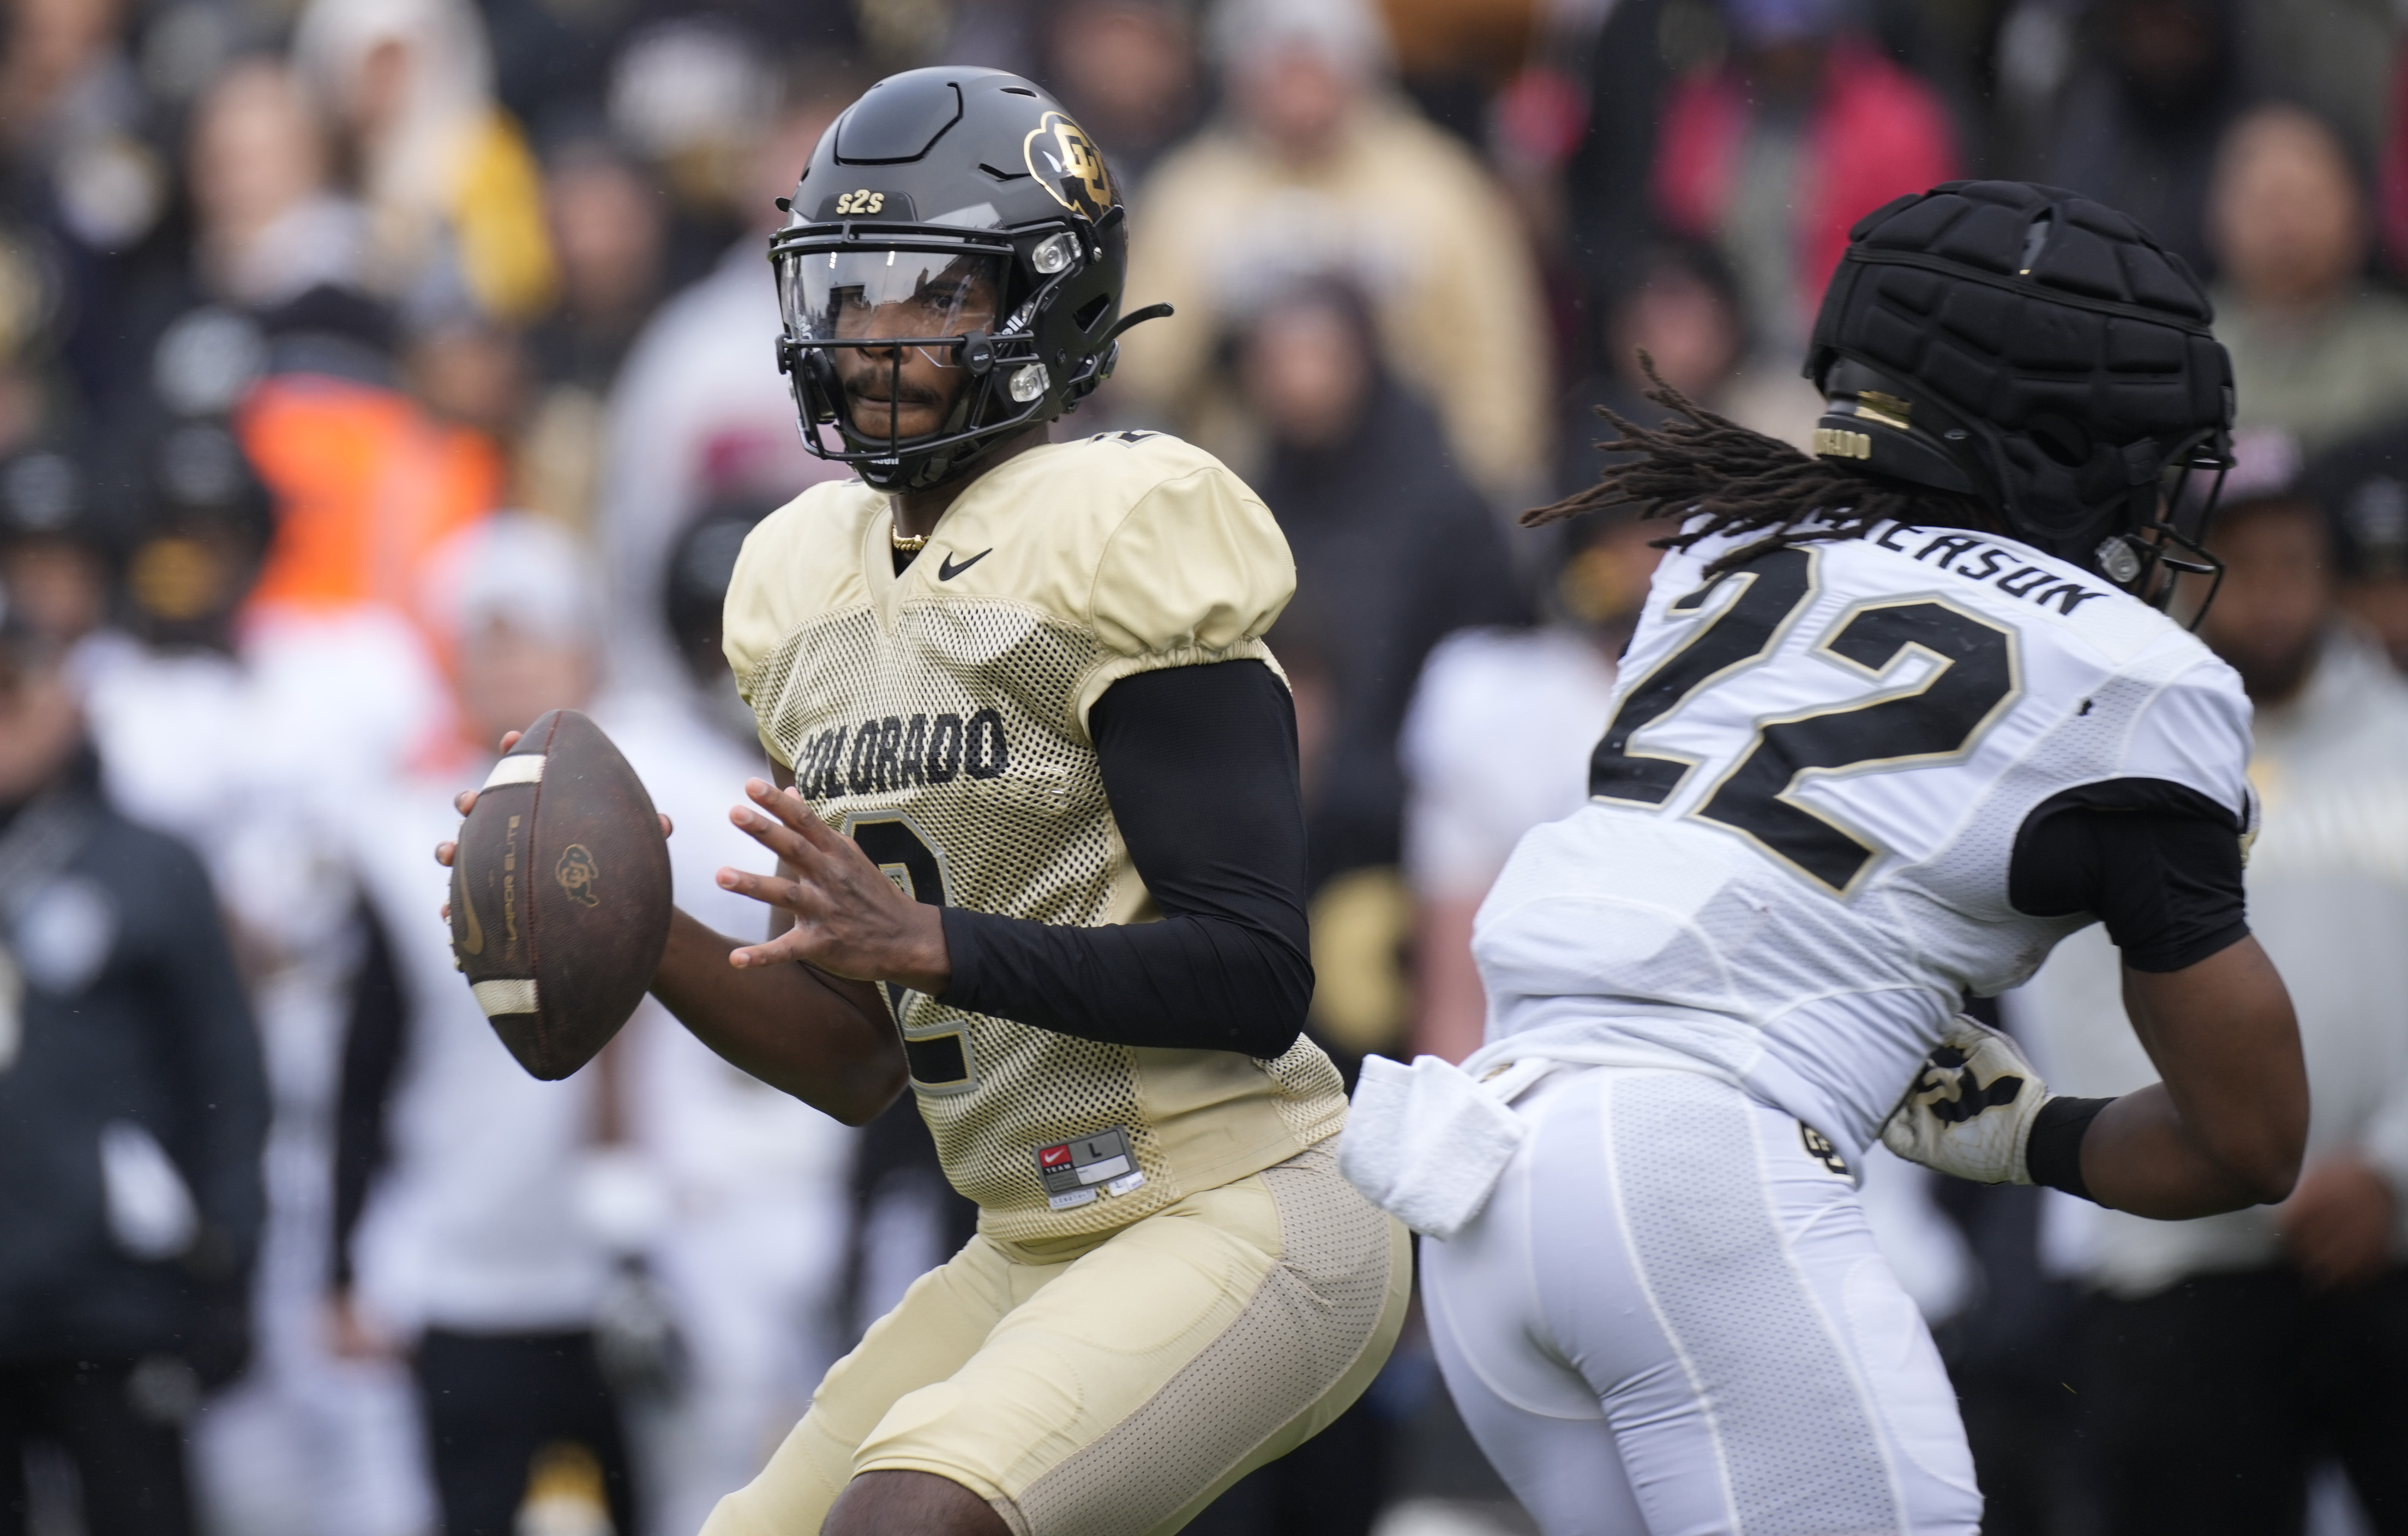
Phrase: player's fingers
[
  {"left": 747, "top": 778, "right": 851, "bottom": 856},
  {"left": 497, "top": 730, "right": 523, "bottom": 753},
  {"left": 729, "top": 800, "right": 816, "bottom": 865},
  {"left": 454, "top": 789, "right": 478, "bottom": 816},
  {"left": 434, "top": 839, "right": 457, "bottom": 867},
  {"left": 727, "top": 924, "right": 823, "bottom": 970},
  {"left": 716, "top": 865, "right": 815, "bottom": 912},
  {"left": 659, "top": 813, "right": 674, "bottom": 839}
]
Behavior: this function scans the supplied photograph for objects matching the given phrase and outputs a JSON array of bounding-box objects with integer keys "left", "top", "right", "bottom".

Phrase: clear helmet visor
[{"left": 777, "top": 247, "right": 1005, "bottom": 361}]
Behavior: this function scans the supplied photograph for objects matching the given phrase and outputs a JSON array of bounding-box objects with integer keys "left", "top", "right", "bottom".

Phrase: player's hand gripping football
[
  {"left": 717, "top": 778, "right": 952, "bottom": 994},
  {"left": 1880, "top": 1015, "right": 2048, "bottom": 1185},
  {"left": 432, "top": 730, "right": 674, "bottom": 906}
]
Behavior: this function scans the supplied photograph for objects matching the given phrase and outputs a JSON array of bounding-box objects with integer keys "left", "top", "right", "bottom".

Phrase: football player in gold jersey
[{"left": 583, "top": 68, "right": 1403, "bottom": 1536}]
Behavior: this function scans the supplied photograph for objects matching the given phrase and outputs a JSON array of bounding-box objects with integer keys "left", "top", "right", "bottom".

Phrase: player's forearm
[
  {"left": 651, "top": 907, "right": 906, "bottom": 1124},
  {"left": 2091, "top": 939, "right": 2308, "bottom": 1217},
  {"left": 2080, "top": 1084, "right": 2290, "bottom": 1217}
]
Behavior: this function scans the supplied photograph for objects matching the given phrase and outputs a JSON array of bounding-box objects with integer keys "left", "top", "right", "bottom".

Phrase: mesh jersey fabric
[
  {"left": 722, "top": 430, "right": 1348, "bottom": 1243},
  {"left": 1472, "top": 520, "right": 2253, "bottom": 1160}
]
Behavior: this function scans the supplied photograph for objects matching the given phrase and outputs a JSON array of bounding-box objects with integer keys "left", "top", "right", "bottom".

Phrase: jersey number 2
[
  {"left": 1592, "top": 549, "right": 2020, "bottom": 895},
  {"left": 845, "top": 815, "right": 974, "bottom": 1089}
]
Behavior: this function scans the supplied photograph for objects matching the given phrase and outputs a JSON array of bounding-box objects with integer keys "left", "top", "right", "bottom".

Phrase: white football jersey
[{"left": 1472, "top": 520, "right": 2253, "bottom": 1160}]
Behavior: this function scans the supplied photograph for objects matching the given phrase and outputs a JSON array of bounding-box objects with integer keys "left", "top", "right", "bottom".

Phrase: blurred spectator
[
  {"left": 0, "top": 446, "right": 116, "bottom": 668},
  {"left": 234, "top": 284, "right": 497, "bottom": 761},
  {"left": 333, "top": 517, "right": 634, "bottom": 1536},
  {"left": 292, "top": 0, "right": 556, "bottom": 326},
  {"left": 1554, "top": 244, "right": 1746, "bottom": 496},
  {"left": 2039, "top": 0, "right": 2246, "bottom": 279},
  {"left": 596, "top": 59, "right": 859, "bottom": 698},
  {"left": 1378, "top": 0, "right": 1540, "bottom": 146},
  {"left": 1400, "top": 504, "right": 1656, "bottom": 1065},
  {"left": 1242, "top": 278, "right": 1527, "bottom": 893},
  {"left": 187, "top": 57, "right": 367, "bottom": 312},
  {"left": 1550, "top": 241, "right": 1823, "bottom": 492},
  {"left": 2209, "top": 103, "right": 2408, "bottom": 455},
  {"left": 517, "top": 135, "right": 671, "bottom": 531},
  {"left": 604, "top": 19, "right": 783, "bottom": 270},
  {"left": 1652, "top": 0, "right": 1959, "bottom": 366},
  {"left": 0, "top": 615, "right": 270, "bottom": 1536},
  {"left": 2306, "top": 421, "right": 2408, "bottom": 672},
  {"left": 1239, "top": 278, "right": 1524, "bottom": 1105},
  {"left": 2238, "top": 0, "right": 2400, "bottom": 178},
  {"left": 1035, "top": 0, "right": 1204, "bottom": 187},
  {"left": 1116, "top": 0, "right": 1552, "bottom": 505},
  {"left": 96, "top": 56, "right": 355, "bottom": 451},
  {"left": 2011, "top": 486, "right": 2408, "bottom": 1533},
  {"left": 74, "top": 415, "right": 436, "bottom": 1536},
  {"left": 0, "top": 0, "right": 175, "bottom": 403},
  {"left": 530, "top": 136, "right": 665, "bottom": 398}
]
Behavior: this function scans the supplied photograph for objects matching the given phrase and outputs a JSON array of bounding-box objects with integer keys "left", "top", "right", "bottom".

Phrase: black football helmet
[
  {"left": 1805, "top": 180, "right": 2236, "bottom": 607},
  {"left": 769, "top": 67, "right": 1169, "bottom": 492}
]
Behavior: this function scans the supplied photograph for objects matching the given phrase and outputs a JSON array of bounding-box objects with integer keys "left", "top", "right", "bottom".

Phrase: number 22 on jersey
[{"left": 1590, "top": 545, "right": 2023, "bottom": 897}]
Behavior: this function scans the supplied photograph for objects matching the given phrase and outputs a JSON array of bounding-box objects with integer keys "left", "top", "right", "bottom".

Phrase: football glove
[{"left": 1879, "top": 1016, "right": 2047, "bottom": 1185}]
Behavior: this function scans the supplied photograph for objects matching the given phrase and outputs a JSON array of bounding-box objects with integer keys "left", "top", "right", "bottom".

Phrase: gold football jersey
[{"left": 723, "top": 430, "right": 1349, "bottom": 1242}]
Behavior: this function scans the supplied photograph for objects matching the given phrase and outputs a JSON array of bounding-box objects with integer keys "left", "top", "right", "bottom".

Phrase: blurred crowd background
[{"left": 8, "top": 0, "right": 2408, "bottom": 1532}]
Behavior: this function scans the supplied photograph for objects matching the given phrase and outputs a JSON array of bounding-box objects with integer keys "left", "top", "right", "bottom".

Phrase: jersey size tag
[{"left": 1036, "top": 1127, "right": 1146, "bottom": 1210}]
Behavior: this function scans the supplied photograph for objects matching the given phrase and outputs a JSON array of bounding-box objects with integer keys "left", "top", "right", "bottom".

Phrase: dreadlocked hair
[{"left": 1524, "top": 356, "right": 1996, "bottom": 576}]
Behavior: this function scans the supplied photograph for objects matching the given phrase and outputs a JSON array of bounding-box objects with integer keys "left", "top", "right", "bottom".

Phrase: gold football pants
[{"left": 697, "top": 1145, "right": 1409, "bottom": 1536}]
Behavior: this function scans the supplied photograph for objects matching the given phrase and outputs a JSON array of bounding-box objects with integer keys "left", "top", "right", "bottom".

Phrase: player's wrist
[
  {"left": 880, "top": 900, "right": 952, "bottom": 995},
  {"left": 2025, "top": 1095, "right": 2116, "bottom": 1202}
]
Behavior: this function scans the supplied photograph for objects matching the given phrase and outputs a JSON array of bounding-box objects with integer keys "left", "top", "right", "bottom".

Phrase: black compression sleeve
[
  {"left": 2009, "top": 781, "right": 2250, "bottom": 973},
  {"left": 937, "top": 659, "right": 1312, "bottom": 1058}
]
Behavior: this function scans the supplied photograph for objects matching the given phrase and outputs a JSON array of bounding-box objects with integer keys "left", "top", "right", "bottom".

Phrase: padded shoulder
[
  {"left": 914, "top": 431, "right": 1296, "bottom": 725},
  {"left": 2117, "top": 641, "right": 2254, "bottom": 823},
  {"left": 722, "top": 478, "right": 884, "bottom": 701}
]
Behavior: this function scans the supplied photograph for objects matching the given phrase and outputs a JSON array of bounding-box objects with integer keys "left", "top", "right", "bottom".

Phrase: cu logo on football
[{"left": 555, "top": 843, "right": 600, "bottom": 908}]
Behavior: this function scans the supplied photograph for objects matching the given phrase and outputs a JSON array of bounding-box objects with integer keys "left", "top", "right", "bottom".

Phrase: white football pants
[{"left": 1421, "top": 1067, "right": 1983, "bottom": 1536}]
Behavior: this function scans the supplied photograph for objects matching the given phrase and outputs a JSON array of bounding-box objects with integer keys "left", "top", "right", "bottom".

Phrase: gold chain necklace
[{"left": 890, "top": 520, "right": 929, "bottom": 554}]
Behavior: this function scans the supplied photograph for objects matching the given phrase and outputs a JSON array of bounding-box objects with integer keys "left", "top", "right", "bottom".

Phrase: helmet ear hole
[
  {"left": 1072, "top": 293, "right": 1111, "bottom": 332},
  {"left": 2026, "top": 411, "right": 2091, "bottom": 468}
]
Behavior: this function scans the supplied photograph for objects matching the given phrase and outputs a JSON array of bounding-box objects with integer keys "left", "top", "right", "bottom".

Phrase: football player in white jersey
[{"left": 1341, "top": 181, "right": 2309, "bottom": 1534}]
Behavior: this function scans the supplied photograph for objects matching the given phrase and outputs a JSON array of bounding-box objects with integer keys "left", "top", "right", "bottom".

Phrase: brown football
[{"left": 449, "top": 709, "right": 672, "bottom": 1080}]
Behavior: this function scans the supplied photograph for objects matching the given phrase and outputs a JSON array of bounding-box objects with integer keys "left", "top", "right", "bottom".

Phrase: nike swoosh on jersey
[{"left": 938, "top": 548, "right": 993, "bottom": 581}]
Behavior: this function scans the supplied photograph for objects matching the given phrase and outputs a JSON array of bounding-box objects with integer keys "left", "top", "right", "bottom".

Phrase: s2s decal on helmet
[
  {"left": 833, "top": 190, "right": 886, "bottom": 215},
  {"left": 1024, "top": 111, "right": 1114, "bottom": 221}
]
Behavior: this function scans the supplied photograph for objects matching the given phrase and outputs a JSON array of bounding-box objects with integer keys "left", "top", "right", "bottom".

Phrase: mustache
[{"left": 841, "top": 368, "right": 945, "bottom": 407}]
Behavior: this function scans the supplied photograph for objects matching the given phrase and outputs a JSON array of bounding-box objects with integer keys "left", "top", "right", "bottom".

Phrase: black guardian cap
[
  {"left": 1806, "top": 180, "right": 2236, "bottom": 605},
  {"left": 770, "top": 68, "right": 1170, "bottom": 492}
]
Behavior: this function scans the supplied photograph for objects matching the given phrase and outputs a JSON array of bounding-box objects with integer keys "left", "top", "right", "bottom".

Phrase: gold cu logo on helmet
[{"left": 1023, "top": 111, "right": 1114, "bottom": 221}]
